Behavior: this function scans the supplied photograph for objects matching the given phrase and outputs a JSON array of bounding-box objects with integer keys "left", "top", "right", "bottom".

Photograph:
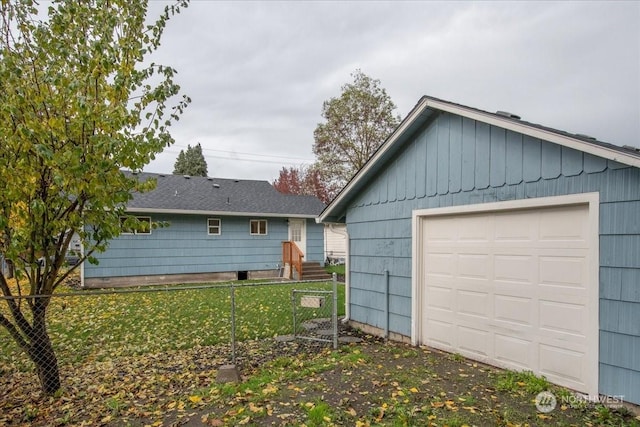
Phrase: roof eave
[{"left": 126, "top": 207, "right": 318, "bottom": 219}]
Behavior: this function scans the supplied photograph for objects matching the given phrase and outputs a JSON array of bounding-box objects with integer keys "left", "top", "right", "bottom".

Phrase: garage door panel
[
  {"left": 495, "top": 334, "right": 533, "bottom": 370},
  {"left": 456, "top": 276, "right": 492, "bottom": 291},
  {"left": 538, "top": 207, "right": 588, "bottom": 242},
  {"left": 425, "top": 318, "right": 455, "bottom": 348},
  {"left": 494, "top": 212, "right": 537, "bottom": 242},
  {"left": 425, "top": 285, "right": 454, "bottom": 311},
  {"left": 539, "top": 343, "right": 586, "bottom": 385},
  {"left": 539, "top": 300, "right": 587, "bottom": 334},
  {"left": 458, "top": 253, "right": 490, "bottom": 279},
  {"left": 539, "top": 256, "right": 587, "bottom": 287},
  {"left": 494, "top": 294, "right": 534, "bottom": 326},
  {"left": 458, "top": 325, "right": 490, "bottom": 357},
  {"left": 419, "top": 202, "right": 596, "bottom": 395},
  {"left": 493, "top": 282, "right": 536, "bottom": 300},
  {"left": 457, "top": 216, "right": 492, "bottom": 241},
  {"left": 494, "top": 254, "right": 536, "bottom": 284},
  {"left": 425, "top": 252, "right": 455, "bottom": 276},
  {"left": 457, "top": 290, "right": 490, "bottom": 319},
  {"left": 424, "top": 220, "right": 457, "bottom": 241}
]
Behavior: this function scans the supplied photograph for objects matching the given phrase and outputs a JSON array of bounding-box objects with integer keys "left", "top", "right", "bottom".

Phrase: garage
[
  {"left": 412, "top": 194, "right": 599, "bottom": 396},
  {"left": 320, "top": 96, "right": 640, "bottom": 403}
]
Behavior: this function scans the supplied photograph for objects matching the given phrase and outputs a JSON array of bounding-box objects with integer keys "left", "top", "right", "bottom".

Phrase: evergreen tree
[{"left": 173, "top": 143, "right": 208, "bottom": 176}]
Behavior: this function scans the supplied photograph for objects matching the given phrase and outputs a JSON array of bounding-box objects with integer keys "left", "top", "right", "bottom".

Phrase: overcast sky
[{"left": 145, "top": 0, "right": 640, "bottom": 183}]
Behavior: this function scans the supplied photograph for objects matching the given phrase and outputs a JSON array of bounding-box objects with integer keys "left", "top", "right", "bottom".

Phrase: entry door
[{"left": 288, "top": 219, "right": 306, "bottom": 256}]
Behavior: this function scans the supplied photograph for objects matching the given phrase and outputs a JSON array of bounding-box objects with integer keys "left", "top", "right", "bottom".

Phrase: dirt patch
[{"left": 186, "top": 327, "right": 638, "bottom": 427}]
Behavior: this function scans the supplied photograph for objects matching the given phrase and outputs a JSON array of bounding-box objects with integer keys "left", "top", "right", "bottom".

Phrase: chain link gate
[{"left": 291, "top": 273, "right": 338, "bottom": 349}]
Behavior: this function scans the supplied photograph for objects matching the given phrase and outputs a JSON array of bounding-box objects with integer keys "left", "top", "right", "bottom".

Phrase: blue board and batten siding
[
  {"left": 84, "top": 216, "right": 324, "bottom": 278},
  {"left": 346, "top": 112, "right": 640, "bottom": 403}
]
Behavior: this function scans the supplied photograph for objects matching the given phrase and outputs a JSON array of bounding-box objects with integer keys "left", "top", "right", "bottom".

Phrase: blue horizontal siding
[
  {"left": 600, "top": 235, "right": 640, "bottom": 268},
  {"left": 600, "top": 364, "right": 640, "bottom": 404},
  {"left": 600, "top": 201, "right": 640, "bottom": 234},
  {"left": 620, "top": 268, "right": 640, "bottom": 302},
  {"left": 343, "top": 110, "right": 640, "bottom": 403},
  {"left": 86, "top": 215, "right": 324, "bottom": 278},
  {"left": 600, "top": 331, "right": 640, "bottom": 372}
]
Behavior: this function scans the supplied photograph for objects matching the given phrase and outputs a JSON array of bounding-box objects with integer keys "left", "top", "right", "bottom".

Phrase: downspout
[
  {"left": 384, "top": 269, "right": 389, "bottom": 340},
  {"left": 328, "top": 223, "right": 350, "bottom": 322}
]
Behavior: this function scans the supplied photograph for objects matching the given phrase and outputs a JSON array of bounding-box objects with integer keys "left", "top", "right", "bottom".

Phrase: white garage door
[{"left": 415, "top": 198, "right": 598, "bottom": 395}]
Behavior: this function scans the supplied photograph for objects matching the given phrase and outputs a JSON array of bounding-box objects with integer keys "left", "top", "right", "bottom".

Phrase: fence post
[
  {"left": 230, "top": 283, "right": 236, "bottom": 364},
  {"left": 332, "top": 272, "right": 338, "bottom": 350},
  {"left": 292, "top": 289, "right": 297, "bottom": 338}
]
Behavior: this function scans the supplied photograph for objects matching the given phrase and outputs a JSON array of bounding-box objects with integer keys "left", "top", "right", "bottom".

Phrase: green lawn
[
  {"left": 0, "top": 281, "right": 345, "bottom": 372},
  {"left": 324, "top": 263, "right": 345, "bottom": 276}
]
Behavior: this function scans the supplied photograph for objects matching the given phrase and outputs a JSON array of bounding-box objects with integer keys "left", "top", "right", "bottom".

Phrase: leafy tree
[
  {"left": 273, "top": 165, "right": 331, "bottom": 204},
  {"left": 313, "top": 70, "right": 401, "bottom": 196},
  {"left": 173, "top": 142, "right": 208, "bottom": 176},
  {"left": 0, "top": 0, "right": 190, "bottom": 395}
]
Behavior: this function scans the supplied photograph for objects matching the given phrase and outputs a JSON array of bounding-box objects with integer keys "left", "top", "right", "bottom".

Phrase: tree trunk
[{"left": 29, "top": 300, "right": 61, "bottom": 395}]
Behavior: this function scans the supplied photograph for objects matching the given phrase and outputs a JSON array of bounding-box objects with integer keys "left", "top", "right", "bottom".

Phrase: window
[
  {"left": 250, "top": 219, "right": 267, "bottom": 235},
  {"left": 120, "top": 216, "right": 152, "bottom": 235},
  {"left": 208, "top": 218, "right": 221, "bottom": 235}
]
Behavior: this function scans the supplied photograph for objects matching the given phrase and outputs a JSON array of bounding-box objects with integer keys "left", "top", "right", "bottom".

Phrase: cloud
[{"left": 144, "top": 1, "right": 639, "bottom": 180}]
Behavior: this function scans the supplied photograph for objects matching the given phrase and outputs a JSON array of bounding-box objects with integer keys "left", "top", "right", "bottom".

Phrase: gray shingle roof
[
  {"left": 126, "top": 172, "right": 325, "bottom": 217},
  {"left": 420, "top": 95, "right": 640, "bottom": 160}
]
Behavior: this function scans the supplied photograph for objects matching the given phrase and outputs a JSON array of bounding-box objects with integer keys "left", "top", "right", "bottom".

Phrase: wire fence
[
  {"left": 292, "top": 288, "right": 338, "bottom": 348},
  {"left": 0, "top": 275, "right": 343, "bottom": 400}
]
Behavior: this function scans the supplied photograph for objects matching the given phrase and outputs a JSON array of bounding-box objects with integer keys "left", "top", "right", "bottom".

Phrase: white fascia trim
[
  {"left": 126, "top": 208, "right": 315, "bottom": 219},
  {"left": 426, "top": 98, "right": 640, "bottom": 168},
  {"left": 411, "top": 191, "right": 599, "bottom": 397}
]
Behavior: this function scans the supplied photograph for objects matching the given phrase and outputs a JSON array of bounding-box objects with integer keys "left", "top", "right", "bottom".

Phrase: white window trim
[
  {"left": 207, "top": 218, "right": 221, "bottom": 235},
  {"left": 250, "top": 219, "right": 268, "bottom": 235}
]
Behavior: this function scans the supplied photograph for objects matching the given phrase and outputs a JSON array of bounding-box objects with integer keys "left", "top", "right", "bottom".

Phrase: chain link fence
[
  {"left": 0, "top": 276, "right": 343, "bottom": 412},
  {"left": 291, "top": 286, "right": 338, "bottom": 348}
]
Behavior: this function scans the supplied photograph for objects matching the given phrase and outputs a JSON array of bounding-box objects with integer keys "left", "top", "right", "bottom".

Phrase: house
[
  {"left": 319, "top": 96, "right": 640, "bottom": 404},
  {"left": 83, "top": 173, "right": 327, "bottom": 287},
  {"left": 324, "top": 223, "right": 347, "bottom": 264}
]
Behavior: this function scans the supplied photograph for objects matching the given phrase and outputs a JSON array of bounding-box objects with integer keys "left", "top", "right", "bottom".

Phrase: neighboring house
[
  {"left": 324, "top": 223, "right": 347, "bottom": 264},
  {"left": 83, "top": 173, "right": 326, "bottom": 287},
  {"left": 319, "top": 95, "right": 640, "bottom": 404}
]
